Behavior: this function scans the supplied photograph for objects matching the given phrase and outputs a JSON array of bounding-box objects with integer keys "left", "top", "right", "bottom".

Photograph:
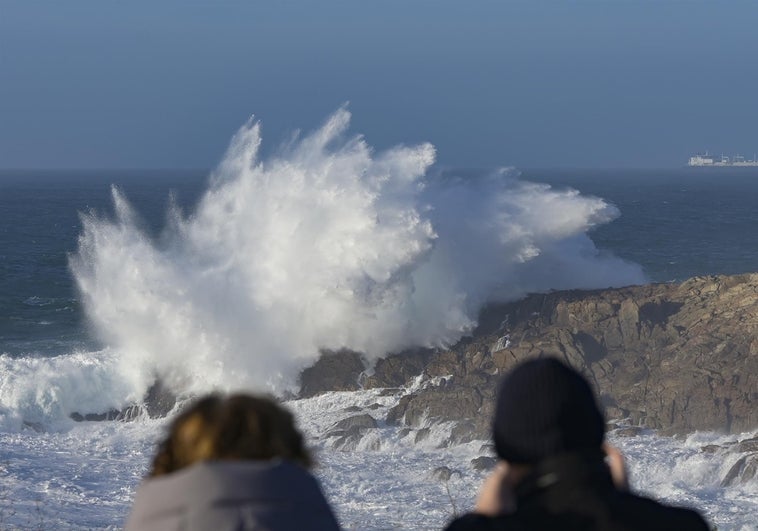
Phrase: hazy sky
[{"left": 2, "top": 1, "right": 758, "bottom": 169}]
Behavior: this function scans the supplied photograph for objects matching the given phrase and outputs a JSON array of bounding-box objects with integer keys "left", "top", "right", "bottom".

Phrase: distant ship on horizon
[{"left": 688, "top": 152, "right": 758, "bottom": 167}]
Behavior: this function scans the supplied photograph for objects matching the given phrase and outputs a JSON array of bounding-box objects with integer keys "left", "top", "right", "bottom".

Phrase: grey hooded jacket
[{"left": 124, "top": 460, "right": 340, "bottom": 531}]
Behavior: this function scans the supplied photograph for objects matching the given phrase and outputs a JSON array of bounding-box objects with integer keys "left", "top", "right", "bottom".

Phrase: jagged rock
[
  {"left": 431, "top": 466, "right": 460, "bottom": 482},
  {"left": 735, "top": 437, "right": 758, "bottom": 453},
  {"left": 378, "top": 388, "right": 403, "bottom": 397},
  {"left": 297, "top": 273, "right": 758, "bottom": 437},
  {"left": 330, "top": 430, "right": 362, "bottom": 451},
  {"left": 386, "top": 386, "right": 486, "bottom": 429},
  {"left": 721, "top": 453, "right": 758, "bottom": 486},
  {"left": 700, "top": 437, "right": 758, "bottom": 456},
  {"left": 414, "top": 428, "right": 430, "bottom": 444},
  {"left": 471, "top": 456, "right": 497, "bottom": 471},
  {"left": 331, "top": 429, "right": 381, "bottom": 451},
  {"left": 450, "top": 420, "right": 481, "bottom": 445},
  {"left": 143, "top": 379, "right": 177, "bottom": 418},
  {"left": 70, "top": 410, "right": 119, "bottom": 422},
  {"left": 610, "top": 426, "right": 645, "bottom": 438},
  {"left": 324, "top": 414, "right": 379, "bottom": 451},
  {"left": 479, "top": 443, "right": 495, "bottom": 454},
  {"left": 324, "top": 414, "right": 377, "bottom": 438},
  {"left": 298, "top": 349, "right": 365, "bottom": 398},
  {"left": 70, "top": 380, "right": 177, "bottom": 422},
  {"left": 22, "top": 420, "right": 44, "bottom": 432},
  {"left": 700, "top": 444, "right": 724, "bottom": 454},
  {"left": 333, "top": 413, "right": 378, "bottom": 431},
  {"left": 363, "top": 348, "right": 434, "bottom": 388}
]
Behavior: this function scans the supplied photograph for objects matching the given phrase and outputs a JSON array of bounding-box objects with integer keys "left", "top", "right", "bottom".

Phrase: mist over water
[{"left": 69, "top": 108, "right": 645, "bottom": 401}]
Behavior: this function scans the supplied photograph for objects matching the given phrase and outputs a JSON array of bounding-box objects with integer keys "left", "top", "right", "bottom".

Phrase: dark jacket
[
  {"left": 445, "top": 453, "right": 709, "bottom": 531},
  {"left": 124, "top": 460, "right": 340, "bottom": 531}
]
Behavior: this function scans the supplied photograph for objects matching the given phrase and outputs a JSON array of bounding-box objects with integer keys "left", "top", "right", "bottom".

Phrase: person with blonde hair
[{"left": 125, "top": 394, "right": 340, "bottom": 531}]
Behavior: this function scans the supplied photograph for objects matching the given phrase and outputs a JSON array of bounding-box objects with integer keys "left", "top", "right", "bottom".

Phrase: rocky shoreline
[
  {"left": 301, "top": 273, "right": 758, "bottom": 436},
  {"left": 299, "top": 273, "right": 758, "bottom": 486},
  {"left": 72, "top": 273, "right": 758, "bottom": 488}
]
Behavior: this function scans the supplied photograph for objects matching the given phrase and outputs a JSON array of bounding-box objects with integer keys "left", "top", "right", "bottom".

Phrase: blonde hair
[{"left": 149, "top": 394, "right": 312, "bottom": 477}]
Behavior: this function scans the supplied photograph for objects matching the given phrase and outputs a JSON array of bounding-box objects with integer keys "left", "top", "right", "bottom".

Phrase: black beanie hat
[{"left": 493, "top": 357, "right": 605, "bottom": 464}]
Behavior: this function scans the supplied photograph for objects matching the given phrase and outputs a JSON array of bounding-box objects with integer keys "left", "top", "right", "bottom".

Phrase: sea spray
[
  {"left": 3, "top": 162, "right": 757, "bottom": 528},
  {"left": 69, "top": 108, "right": 645, "bottom": 403}
]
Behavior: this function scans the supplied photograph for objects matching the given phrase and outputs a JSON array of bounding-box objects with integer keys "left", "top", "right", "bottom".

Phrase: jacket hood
[{"left": 125, "top": 460, "right": 340, "bottom": 531}]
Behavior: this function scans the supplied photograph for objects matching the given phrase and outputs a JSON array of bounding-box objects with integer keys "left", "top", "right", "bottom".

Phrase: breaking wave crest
[{"left": 69, "top": 108, "right": 645, "bottom": 401}]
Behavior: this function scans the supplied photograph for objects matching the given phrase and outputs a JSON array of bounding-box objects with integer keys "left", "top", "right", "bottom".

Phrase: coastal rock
[
  {"left": 721, "top": 453, "right": 758, "bottom": 486},
  {"left": 414, "top": 428, "right": 431, "bottom": 444},
  {"left": 325, "top": 414, "right": 379, "bottom": 451},
  {"left": 298, "top": 349, "right": 365, "bottom": 397},
  {"left": 431, "top": 466, "right": 460, "bottom": 482},
  {"left": 471, "top": 456, "right": 497, "bottom": 471},
  {"left": 143, "top": 379, "right": 178, "bottom": 418},
  {"left": 609, "top": 426, "right": 646, "bottom": 438},
  {"left": 70, "top": 380, "right": 177, "bottom": 422},
  {"left": 363, "top": 348, "right": 434, "bottom": 388},
  {"left": 735, "top": 437, "right": 758, "bottom": 453},
  {"left": 300, "top": 273, "right": 758, "bottom": 438},
  {"left": 325, "top": 414, "right": 378, "bottom": 436}
]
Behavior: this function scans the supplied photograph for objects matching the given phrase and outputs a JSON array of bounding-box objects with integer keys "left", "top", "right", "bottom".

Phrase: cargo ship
[{"left": 688, "top": 152, "right": 758, "bottom": 167}]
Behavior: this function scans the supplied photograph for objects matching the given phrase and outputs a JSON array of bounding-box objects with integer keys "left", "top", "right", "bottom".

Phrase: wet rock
[
  {"left": 365, "top": 274, "right": 758, "bottom": 436},
  {"left": 296, "top": 273, "right": 758, "bottom": 438},
  {"left": 735, "top": 437, "right": 758, "bottom": 453},
  {"left": 117, "top": 405, "right": 143, "bottom": 421},
  {"left": 71, "top": 411, "right": 113, "bottom": 422},
  {"left": 610, "top": 426, "right": 645, "bottom": 438},
  {"left": 22, "top": 420, "right": 44, "bottom": 432},
  {"left": 298, "top": 349, "right": 365, "bottom": 398},
  {"left": 414, "top": 428, "right": 430, "bottom": 444},
  {"left": 387, "top": 387, "right": 486, "bottom": 430},
  {"left": 143, "top": 379, "right": 177, "bottom": 418},
  {"left": 378, "top": 388, "right": 403, "bottom": 397},
  {"left": 330, "top": 430, "right": 362, "bottom": 451},
  {"left": 450, "top": 420, "right": 482, "bottom": 445},
  {"left": 431, "top": 466, "right": 460, "bottom": 482},
  {"left": 471, "top": 456, "right": 497, "bottom": 471},
  {"left": 363, "top": 348, "right": 434, "bottom": 388},
  {"left": 324, "top": 414, "right": 379, "bottom": 450},
  {"left": 700, "top": 444, "right": 724, "bottom": 454},
  {"left": 332, "top": 430, "right": 380, "bottom": 451},
  {"left": 479, "top": 443, "right": 496, "bottom": 455},
  {"left": 721, "top": 453, "right": 758, "bottom": 486},
  {"left": 70, "top": 380, "right": 177, "bottom": 422},
  {"left": 327, "top": 413, "right": 377, "bottom": 434}
]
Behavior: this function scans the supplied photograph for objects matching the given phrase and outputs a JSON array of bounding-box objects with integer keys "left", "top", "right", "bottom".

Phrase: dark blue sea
[{"left": 0, "top": 169, "right": 207, "bottom": 357}]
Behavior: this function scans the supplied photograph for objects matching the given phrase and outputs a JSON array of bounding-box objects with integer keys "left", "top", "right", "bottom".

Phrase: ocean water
[{"left": 1, "top": 111, "right": 757, "bottom": 529}]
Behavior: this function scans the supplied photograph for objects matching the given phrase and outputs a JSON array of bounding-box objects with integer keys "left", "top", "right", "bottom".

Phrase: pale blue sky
[{"left": 2, "top": 0, "right": 758, "bottom": 169}]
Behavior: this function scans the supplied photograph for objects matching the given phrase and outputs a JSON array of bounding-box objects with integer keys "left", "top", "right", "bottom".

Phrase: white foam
[
  {"left": 67, "top": 108, "right": 644, "bottom": 403},
  {"left": 0, "top": 385, "right": 755, "bottom": 529},
  {"left": 610, "top": 429, "right": 758, "bottom": 530},
  {"left": 0, "top": 351, "right": 138, "bottom": 430}
]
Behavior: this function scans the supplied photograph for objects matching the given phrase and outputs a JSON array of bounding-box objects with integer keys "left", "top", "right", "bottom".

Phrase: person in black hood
[
  {"left": 445, "top": 358, "right": 710, "bottom": 531},
  {"left": 125, "top": 393, "right": 340, "bottom": 531}
]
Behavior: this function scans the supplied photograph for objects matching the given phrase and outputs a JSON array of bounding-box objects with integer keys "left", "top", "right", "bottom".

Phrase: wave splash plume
[{"left": 70, "top": 108, "right": 645, "bottom": 400}]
